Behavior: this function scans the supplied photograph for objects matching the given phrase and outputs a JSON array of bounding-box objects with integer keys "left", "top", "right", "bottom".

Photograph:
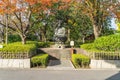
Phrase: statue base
[{"left": 51, "top": 44, "right": 65, "bottom": 49}]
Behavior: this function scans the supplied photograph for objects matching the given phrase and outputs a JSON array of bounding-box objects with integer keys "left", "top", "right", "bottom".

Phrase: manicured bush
[
  {"left": 81, "top": 34, "right": 120, "bottom": 52},
  {"left": 80, "top": 43, "right": 95, "bottom": 51},
  {"left": 37, "top": 42, "right": 54, "bottom": 48},
  {"left": 0, "top": 41, "right": 37, "bottom": 53},
  {"left": 0, "top": 41, "right": 37, "bottom": 58},
  {"left": 94, "top": 34, "right": 120, "bottom": 51},
  {"left": 72, "top": 54, "right": 90, "bottom": 68},
  {"left": 31, "top": 54, "right": 49, "bottom": 67}
]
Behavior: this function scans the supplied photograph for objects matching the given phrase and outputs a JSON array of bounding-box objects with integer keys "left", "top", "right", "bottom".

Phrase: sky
[{"left": 110, "top": 18, "right": 118, "bottom": 30}]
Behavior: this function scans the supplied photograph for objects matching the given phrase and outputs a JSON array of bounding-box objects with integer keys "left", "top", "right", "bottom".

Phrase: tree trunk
[
  {"left": 41, "top": 31, "right": 47, "bottom": 42},
  {"left": 82, "top": 36, "right": 85, "bottom": 43},
  {"left": 5, "top": 14, "right": 8, "bottom": 44},
  {"left": 20, "top": 35, "right": 26, "bottom": 44},
  {"left": 67, "top": 29, "right": 70, "bottom": 42},
  {"left": 93, "top": 25, "right": 100, "bottom": 39}
]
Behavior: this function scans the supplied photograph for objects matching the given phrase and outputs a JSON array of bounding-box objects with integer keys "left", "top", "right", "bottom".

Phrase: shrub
[
  {"left": 80, "top": 43, "right": 95, "bottom": 51},
  {"left": 72, "top": 54, "right": 90, "bottom": 68},
  {"left": 8, "top": 34, "right": 21, "bottom": 43},
  {"left": 31, "top": 54, "right": 49, "bottom": 67},
  {"left": 37, "top": 42, "right": 54, "bottom": 48},
  {"left": 0, "top": 41, "right": 37, "bottom": 58},
  {"left": 81, "top": 34, "right": 120, "bottom": 52},
  {"left": 94, "top": 34, "right": 120, "bottom": 51}
]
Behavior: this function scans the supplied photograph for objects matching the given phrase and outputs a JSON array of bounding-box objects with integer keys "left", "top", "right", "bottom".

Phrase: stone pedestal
[{"left": 51, "top": 44, "right": 65, "bottom": 49}]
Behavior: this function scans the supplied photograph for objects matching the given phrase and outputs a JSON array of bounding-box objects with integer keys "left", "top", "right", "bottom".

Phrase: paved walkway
[
  {"left": 47, "top": 60, "right": 74, "bottom": 70},
  {"left": 0, "top": 69, "right": 120, "bottom": 80}
]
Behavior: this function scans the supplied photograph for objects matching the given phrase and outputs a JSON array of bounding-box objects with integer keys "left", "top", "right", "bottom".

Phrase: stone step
[
  {"left": 47, "top": 60, "right": 74, "bottom": 70},
  {"left": 38, "top": 48, "right": 72, "bottom": 60}
]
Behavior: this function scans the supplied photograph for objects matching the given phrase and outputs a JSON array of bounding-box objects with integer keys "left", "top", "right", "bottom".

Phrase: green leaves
[
  {"left": 81, "top": 34, "right": 120, "bottom": 52},
  {"left": 72, "top": 54, "right": 90, "bottom": 68},
  {"left": 0, "top": 41, "right": 37, "bottom": 54},
  {"left": 31, "top": 54, "right": 49, "bottom": 67}
]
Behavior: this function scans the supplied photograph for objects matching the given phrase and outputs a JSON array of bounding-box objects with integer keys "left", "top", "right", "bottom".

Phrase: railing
[
  {"left": 0, "top": 52, "right": 30, "bottom": 59},
  {"left": 89, "top": 52, "right": 120, "bottom": 60}
]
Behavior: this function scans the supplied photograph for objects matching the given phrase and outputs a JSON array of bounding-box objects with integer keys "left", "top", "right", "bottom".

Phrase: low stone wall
[
  {"left": 0, "top": 59, "right": 30, "bottom": 68},
  {"left": 90, "top": 59, "right": 120, "bottom": 69}
]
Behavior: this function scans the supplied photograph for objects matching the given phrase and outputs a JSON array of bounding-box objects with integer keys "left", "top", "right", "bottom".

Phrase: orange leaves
[
  {"left": 0, "top": 0, "right": 17, "bottom": 14},
  {"left": 0, "top": 0, "right": 72, "bottom": 15},
  {"left": 41, "top": 0, "right": 52, "bottom": 7},
  {"left": 61, "top": 0, "right": 71, "bottom": 3},
  {"left": 25, "top": 0, "right": 38, "bottom": 5},
  {"left": 58, "top": 0, "right": 72, "bottom": 10}
]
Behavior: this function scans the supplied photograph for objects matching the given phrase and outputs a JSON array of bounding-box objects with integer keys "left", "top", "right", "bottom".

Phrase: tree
[
  {"left": 78, "top": 0, "right": 120, "bottom": 39},
  {"left": 30, "top": 0, "right": 72, "bottom": 42},
  {"left": 0, "top": 0, "right": 58, "bottom": 44},
  {"left": 0, "top": 0, "right": 16, "bottom": 44},
  {"left": 68, "top": 1, "right": 93, "bottom": 44}
]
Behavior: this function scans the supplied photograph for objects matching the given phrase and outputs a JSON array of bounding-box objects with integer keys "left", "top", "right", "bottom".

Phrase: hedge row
[
  {"left": 31, "top": 54, "right": 49, "bottom": 67},
  {"left": 0, "top": 41, "right": 37, "bottom": 53},
  {"left": 0, "top": 41, "right": 53, "bottom": 54},
  {"left": 81, "top": 34, "right": 120, "bottom": 52},
  {"left": 72, "top": 54, "right": 90, "bottom": 68},
  {"left": 37, "top": 42, "right": 54, "bottom": 48}
]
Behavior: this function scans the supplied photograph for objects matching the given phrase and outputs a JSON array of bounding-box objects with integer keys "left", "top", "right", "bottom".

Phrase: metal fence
[{"left": 89, "top": 52, "right": 120, "bottom": 60}]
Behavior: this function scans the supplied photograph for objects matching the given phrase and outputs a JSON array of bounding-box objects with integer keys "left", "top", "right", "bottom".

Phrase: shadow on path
[{"left": 106, "top": 71, "right": 120, "bottom": 80}]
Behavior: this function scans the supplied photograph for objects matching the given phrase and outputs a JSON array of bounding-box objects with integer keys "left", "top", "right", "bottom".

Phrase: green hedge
[
  {"left": 0, "top": 41, "right": 37, "bottom": 53},
  {"left": 37, "top": 42, "right": 54, "bottom": 48},
  {"left": 0, "top": 41, "right": 37, "bottom": 59},
  {"left": 81, "top": 34, "right": 120, "bottom": 51},
  {"left": 80, "top": 43, "right": 95, "bottom": 51},
  {"left": 72, "top": 54, "right": 90, "bottom": 68},
  {"left": 31, "top": 54, "right": 49, "bottom": 67}
]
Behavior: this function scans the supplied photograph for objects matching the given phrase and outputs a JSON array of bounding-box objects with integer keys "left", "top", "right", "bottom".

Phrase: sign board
[
  {"left": 0, "top": 45, "right": 3, "bottom": 48},
  {"left": 70, "top": 41, "right": 74, "bottom": 46}
]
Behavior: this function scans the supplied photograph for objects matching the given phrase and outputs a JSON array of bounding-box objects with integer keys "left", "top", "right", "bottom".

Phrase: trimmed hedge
[
  {"left": 72, "top": 54, "right": 90, "bottom": 68},
  {"left": 37, "top": 42, "right": 54, "bottom": 48},
  {"left": 0, "top": 41, "right": 37, "bottom": 53},
  {"left": 31, "top": 54, "right": 49, "bottom": 67},
  {"left": 81, "top": 34, "right": 120, "bottom": 51},
  {"left": 0, "top": 41, "right": 37, "bottom": 58},
  {"left": 80, "top": 43, "right": 95, "bottom": 51}
]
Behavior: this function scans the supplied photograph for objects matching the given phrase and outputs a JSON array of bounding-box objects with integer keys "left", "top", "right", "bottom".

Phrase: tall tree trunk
[
  {"left": 82, "top": 36, "right": 85, "bottom": 43},
  {"left": 67, "top": 29, "right": 70, "bottom": 42},
  {"left": 5, "top": 14, "right": 8, "bottom": 44},
  {"left": 41, "top": 30, "right": 47, "bottom": 42},
  {"left": 93, "top": 25, "right": 101, "bottom": 39},
  {"left": 20, "top": 35, "right": 26, "bottom": 44}
]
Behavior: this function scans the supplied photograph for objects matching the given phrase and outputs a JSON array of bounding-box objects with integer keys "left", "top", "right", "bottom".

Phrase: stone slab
[
  {"left": 0, "top": 59, "right": 30, "bottom": 68},
  {"left": 90, "top": 59, "right": 120, "bottom": 69}
]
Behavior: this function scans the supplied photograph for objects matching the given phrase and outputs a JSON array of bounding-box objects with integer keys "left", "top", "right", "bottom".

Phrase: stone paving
[{"left": 47, "top": 60, "right": 74, "bottom": 70}]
